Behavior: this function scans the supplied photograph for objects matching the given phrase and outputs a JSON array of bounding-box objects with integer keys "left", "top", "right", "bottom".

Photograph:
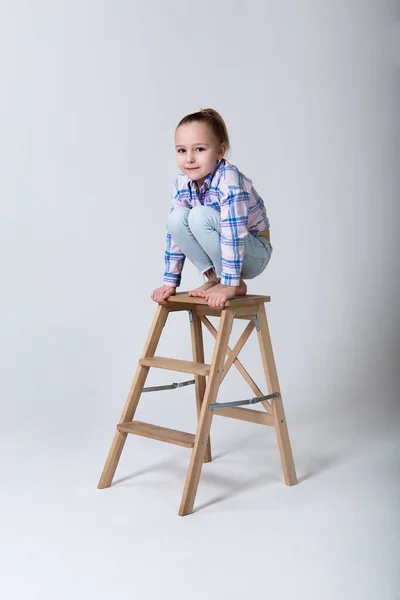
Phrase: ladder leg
[
  {"left": 97, "top": 429, "right": 128, "bottom": 490},
  {"left": 256, "top": 303, "right": 297, "bottom": 485},
  {"left": 98, "top": 304, "right": 170, "bottom": 489},
  {"left": 190, "top": 308, "right": 212, "bottom": 463},
  {"left": 179, "top": 309, "right": 234, "bottom": 516}
]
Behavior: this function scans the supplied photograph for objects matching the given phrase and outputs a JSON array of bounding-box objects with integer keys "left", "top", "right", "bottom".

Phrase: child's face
[{"left": 175, "top": 122, "right": 225, "bottom": 188}]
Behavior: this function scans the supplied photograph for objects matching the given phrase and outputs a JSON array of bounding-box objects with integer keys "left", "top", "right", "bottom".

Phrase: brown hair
[{"left": 176, "top": 108, "right": 230, "bottom": 153}]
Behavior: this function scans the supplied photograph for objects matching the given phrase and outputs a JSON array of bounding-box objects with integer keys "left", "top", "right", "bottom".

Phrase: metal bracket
[
  {"left": 143, "top": 379, "right": 195, "bottom": 393},
  {"left": 251, "top": 315, "right": 260, "bottom": 332},
  {"left": 208, "top": 391, "right": 280, "bottom": 411},
  {"left": 187, "top": 310, "right": 193, "bottom": 324}
]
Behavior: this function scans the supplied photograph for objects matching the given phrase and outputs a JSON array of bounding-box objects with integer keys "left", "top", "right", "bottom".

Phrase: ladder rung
[
  {"left": 118, "top": 421, "right": 196, "bottom": 448},
  {"left": 139, "top": 357, "right": 211, "bottom": 376}
]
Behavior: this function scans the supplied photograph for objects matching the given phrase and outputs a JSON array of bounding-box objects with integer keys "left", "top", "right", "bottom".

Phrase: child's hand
[{"left": 151, "top": 285, "right": 176, "bottom": 304}]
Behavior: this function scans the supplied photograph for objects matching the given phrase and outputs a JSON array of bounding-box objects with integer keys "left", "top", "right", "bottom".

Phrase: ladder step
[
  {"left": 139, "top": 356, "right": 211, "bottom": 376},
  {"left": 117, "top": 421, "right": 196, "bottom": 448}
]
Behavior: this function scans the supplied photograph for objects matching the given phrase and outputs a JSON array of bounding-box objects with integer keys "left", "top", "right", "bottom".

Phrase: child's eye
[{"left": 176, "top": 147, "right": 205, "bottom": 154}]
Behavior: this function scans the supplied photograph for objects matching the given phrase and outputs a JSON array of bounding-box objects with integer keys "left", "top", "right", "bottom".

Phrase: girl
[{"left": 151, "top": 108, "right": 272, "bottom": 309}]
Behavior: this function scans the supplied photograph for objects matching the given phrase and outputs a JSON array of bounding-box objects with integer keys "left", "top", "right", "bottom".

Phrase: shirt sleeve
[
  {"left": 162, "top": 178, "right": 191, "bottom": 287},
  {"left": 219, "top": 185, "right": 250, "bottom": 286}
]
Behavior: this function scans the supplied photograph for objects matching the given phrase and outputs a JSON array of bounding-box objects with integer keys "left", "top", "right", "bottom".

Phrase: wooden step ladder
[{"left": 98, "top": 292, "right": 298, "bottom": 516}]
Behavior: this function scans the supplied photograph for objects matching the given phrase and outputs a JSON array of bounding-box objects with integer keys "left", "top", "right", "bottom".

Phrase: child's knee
[
  {"left": 166, "top": 207, "right": 190, "bottom": 234},
  {"left": 188, "top": 205, "right": 219, "bottom": 232}
]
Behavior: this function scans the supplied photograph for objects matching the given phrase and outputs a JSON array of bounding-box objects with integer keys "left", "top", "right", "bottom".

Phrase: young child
[{"left": 151, "top": 108, "right": 272, "bottom": 309}]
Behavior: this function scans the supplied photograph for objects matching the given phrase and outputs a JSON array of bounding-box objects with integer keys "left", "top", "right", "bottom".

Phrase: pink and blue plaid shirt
[{"left": 163, "top": 158, "right": 270, "bottom": 287}]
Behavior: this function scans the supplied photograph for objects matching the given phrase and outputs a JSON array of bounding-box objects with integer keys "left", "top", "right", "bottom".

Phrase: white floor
[{"left": 1, "top": 403, "right": 399, "bottom": 600}]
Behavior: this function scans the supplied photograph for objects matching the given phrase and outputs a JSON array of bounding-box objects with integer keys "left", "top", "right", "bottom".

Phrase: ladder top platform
[{"left": 166, "top": 292, "right": 271, "bottom": 307}]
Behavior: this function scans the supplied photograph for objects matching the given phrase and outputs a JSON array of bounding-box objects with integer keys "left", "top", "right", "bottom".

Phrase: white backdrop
[
  {"left": 2, "top": 0, "right": 399, "bottom": 432},
  {"left": 1, "top": 1, "right": 399, "bottom": 598}
]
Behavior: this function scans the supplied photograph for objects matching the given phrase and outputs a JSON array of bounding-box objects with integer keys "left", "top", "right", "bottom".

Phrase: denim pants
[{"left": 166, "top": 206, "right": 272, "bottom": 281}]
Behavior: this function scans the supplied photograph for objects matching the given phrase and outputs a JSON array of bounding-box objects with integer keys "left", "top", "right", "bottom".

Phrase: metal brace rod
[
  {"left": 142, "top": 379, "right": 195, "bottom": 393},
  {"left": 208, "top": 392, "right": 280, "bottom": 411}
]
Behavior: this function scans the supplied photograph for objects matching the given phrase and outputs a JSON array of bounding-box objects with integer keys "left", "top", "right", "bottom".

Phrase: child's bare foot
[
  {"left": 203, "top": 279, "right": 247, "bottom": 308},
  {"left": 189, "top": 267, "right": 220, "bottom": 297},
  {"left": 188, "top": 278, "right": 219, "bottom": 297}
]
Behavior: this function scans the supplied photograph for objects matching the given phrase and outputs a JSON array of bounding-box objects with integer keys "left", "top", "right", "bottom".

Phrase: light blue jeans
[{"left": 166, "top": 206, "right": 272, "bottom": 281}]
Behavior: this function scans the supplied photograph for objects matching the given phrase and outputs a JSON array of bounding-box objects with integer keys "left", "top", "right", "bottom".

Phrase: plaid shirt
[{"left": 163, "top": 158, "right": 270, "bottom": 287}]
